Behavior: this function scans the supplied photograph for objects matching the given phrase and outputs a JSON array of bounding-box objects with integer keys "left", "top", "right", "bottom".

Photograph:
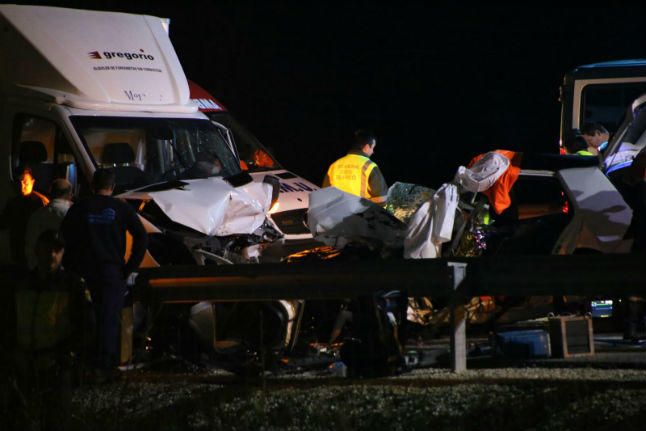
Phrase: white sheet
[{"left": 454, "top": 152, "right": 510, "bottom": 193}]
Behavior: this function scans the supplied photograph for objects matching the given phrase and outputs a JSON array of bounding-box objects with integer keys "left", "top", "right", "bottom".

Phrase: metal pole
[{"left": 448, "top": 262, "right": 467, "bottom": 373}]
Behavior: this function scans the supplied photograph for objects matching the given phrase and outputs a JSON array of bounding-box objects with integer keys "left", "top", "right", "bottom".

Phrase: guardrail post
[{"left": 448, "top": 262, "right": 467, "bottom": 373}]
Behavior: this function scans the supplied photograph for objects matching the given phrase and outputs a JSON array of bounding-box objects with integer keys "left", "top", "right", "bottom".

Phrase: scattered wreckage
[{"left": 139, "top": 143, "right": 636, "bottom": 376}]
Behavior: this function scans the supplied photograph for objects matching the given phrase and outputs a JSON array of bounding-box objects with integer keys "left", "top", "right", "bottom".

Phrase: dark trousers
[{"left": 87, "top": 266, "right": 126, "bottom": 369}]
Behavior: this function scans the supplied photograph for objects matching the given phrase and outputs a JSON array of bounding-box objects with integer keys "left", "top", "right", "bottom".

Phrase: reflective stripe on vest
[
  {"left": 327, "top": 154, "right": 377, "bottom": 199},
  {"left": 576, "top": 150, "right": 595, "bottom": 156}
]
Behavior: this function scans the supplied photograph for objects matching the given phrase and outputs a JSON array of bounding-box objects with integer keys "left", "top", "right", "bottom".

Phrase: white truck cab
[{"left": 0, "top": 5, "right": 277, "bottom": 266}]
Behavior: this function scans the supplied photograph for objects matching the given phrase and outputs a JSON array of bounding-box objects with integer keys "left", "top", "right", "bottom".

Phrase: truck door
[{"left": 0, "top": 109, "right": 84, "bottom": 264}]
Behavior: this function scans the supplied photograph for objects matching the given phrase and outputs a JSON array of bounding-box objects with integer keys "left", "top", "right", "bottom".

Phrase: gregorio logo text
[{"left": 88, "top": 49, "right": 155, "bottom": 61}]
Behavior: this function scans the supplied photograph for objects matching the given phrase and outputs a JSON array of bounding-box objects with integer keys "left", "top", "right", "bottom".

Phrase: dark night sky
[{"left": 13, "top": 2, "right": 646, "bottom": 187}]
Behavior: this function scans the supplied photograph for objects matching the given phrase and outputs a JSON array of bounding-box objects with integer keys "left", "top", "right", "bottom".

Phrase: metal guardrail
[
  {"left": 134, "top": 259, "right": 462, "bottom": 303},
  {"left": 133, "top": 253, "right": 646, "bottom": 373},
  {"left": 136, "top": 254, "right": 646, "bottom": 302}
]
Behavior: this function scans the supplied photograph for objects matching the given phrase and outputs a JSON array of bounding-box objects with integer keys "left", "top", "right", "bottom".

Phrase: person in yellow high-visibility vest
[{"left": 323, "top": 130, "right": 388, "bottom": 205}]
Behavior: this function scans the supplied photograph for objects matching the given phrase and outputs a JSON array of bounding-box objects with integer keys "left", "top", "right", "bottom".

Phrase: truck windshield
[
  {"left": 581, "top": 82, "right": 646, "bottom": 133},
  {"left": 71, "top": 116, "right": 241, "bottom": 191},
  {"left": 206, "top": 112, "right": 281, "bottom": 173}
]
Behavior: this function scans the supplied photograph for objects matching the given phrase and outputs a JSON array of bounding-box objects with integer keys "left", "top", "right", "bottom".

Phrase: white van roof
[{"left": 0, "top": 5, "right": 196, "bottom": 113}]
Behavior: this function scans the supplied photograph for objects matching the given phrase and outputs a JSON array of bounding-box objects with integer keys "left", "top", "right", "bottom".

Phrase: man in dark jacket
[{"left": 62, "top": 168, "right": 147, "bottom": 372}]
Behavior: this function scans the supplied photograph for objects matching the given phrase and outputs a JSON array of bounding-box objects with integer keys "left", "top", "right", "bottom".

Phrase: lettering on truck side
[
  {"left": 124, "top": 90, "right": 145, "bottom": 101},
  {"left": 279, "top": 182, "right": 316, "bottom": 193},
  {"left": 87, "top": 50, "right": 156, "bottom": 61}
]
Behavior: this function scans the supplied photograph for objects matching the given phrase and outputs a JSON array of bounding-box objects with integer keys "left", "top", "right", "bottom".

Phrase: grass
[{"left": 72, "top": 379, "right": 646, "bottom": 430}]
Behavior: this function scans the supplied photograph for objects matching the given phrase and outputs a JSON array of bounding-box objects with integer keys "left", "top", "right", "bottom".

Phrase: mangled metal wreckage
[
  {"left": 138, "top": 147, "right": 635, "bottom": 375},
  {"left": 119, "top": 173, "right": 306, "bottom": 373},
  {"left": 295, "top": 151, "right": 634, "bottom": 354},
  {"left": 309, "top": 151, "right": 633, "bottom": 346},
  {"left": 135, "top": 179, "right": 441, "bottom": 375},
  {"left": 124, "top": 174, "right": 279, "bottom": 265},
  {"left": 133, "top": 167, "right": 461, "bottom": 374}
]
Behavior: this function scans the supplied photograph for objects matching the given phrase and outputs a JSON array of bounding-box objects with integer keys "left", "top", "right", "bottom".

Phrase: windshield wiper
[{"left": 125, "top": 179, "right": 189, "bottom": 193}]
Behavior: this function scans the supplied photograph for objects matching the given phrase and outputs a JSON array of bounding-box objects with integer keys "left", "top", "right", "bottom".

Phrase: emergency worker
[
  {"left": 581, "top": 122, "right": 610, "bottom": 154},
  {"left": 565, "top": 135, "right": 595, "bottom": 156},
  {"left": 323, "top": 130, "right": 388, "bottom": 205},
  {"left": 25, "top": 179, "right": 73, "bottom": 270},
  {"left": 0, "top": 169, "right": 48, "bottom": 268},
  {"left": 61, "top": 168, "right": 147, "bottom": 374},
  {"left": 10, "top": 230, "right": 87, "bottom": 431}
]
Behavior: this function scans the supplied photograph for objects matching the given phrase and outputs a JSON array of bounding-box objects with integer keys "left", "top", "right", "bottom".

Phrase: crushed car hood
[{"left": 120, "top": 177, "right": 273, "bottom": 236}]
